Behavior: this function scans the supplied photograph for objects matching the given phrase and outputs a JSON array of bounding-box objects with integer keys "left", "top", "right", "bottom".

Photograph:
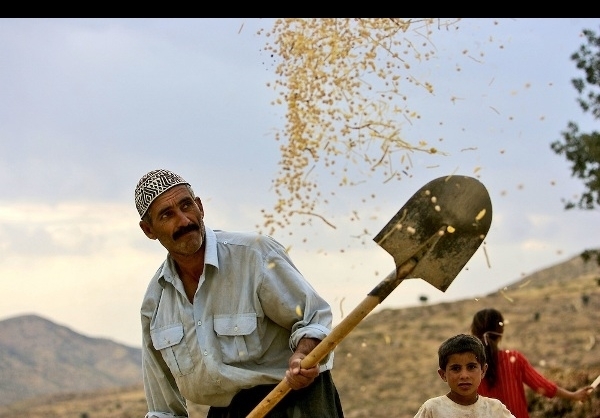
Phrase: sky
[{"left": 1, "top": 18, "right": 599, "bottom": 348}]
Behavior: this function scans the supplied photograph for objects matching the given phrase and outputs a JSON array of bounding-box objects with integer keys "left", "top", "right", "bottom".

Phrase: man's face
[{"left": 139, "top": 185, "right": 205, "bottom": 257}]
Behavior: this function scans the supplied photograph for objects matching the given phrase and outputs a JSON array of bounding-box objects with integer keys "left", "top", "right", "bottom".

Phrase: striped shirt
[{"left": 478, "top": 349, "right": 558, "bottom": 418}]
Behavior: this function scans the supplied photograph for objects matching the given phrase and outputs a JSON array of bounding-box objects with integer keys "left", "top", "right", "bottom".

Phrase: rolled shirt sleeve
[{"left": 253, "top": 235, "right": 334, "bottom": 369}]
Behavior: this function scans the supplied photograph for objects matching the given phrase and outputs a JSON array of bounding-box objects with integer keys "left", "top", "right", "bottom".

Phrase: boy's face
[{"left": 438, "top": 352, "right": 487, "bottom": 406}]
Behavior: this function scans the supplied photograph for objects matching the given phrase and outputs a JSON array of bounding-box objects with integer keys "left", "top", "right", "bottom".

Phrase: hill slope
[
  {"left": 332, "top": 252, "right": 600, "bottom": 418},
  {"left": 0, "top": 252, "right": 599, "bottom": 418},
  {"left": 0, "top": 314, "right": 142, "bottom": 407}
]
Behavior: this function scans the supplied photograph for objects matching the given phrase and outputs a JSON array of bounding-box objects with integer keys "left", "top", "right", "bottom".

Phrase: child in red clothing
[{"left": 470, "top": 308, "right": 592, "bottom": 418}]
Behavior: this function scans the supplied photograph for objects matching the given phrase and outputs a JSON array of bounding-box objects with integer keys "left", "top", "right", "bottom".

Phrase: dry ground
[{"left": 1, "top": 256, "right": 599, "bottom": 418}]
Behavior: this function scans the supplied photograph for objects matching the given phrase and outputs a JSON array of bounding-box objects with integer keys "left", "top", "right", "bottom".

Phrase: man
[{"left": 135, "top": 169, "right": 344, "bottom": 418}]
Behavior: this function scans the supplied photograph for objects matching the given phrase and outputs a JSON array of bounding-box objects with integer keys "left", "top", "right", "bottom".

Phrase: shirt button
[
  {"left": 197, "top": 321, "right": 202, "bottom": 326},
  {"left": 234, "top": 326, "right": 238, "bottom": 331},
  {"left": 204, "top": 351, "right": 208, "bottom": 356}
]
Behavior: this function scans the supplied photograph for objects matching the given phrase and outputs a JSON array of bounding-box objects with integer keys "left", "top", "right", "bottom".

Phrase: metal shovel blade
[
  {"left": 373, "top": 174, "right": 492, "bottom": 293},
  {"left": 246, "top": 174, "right": 492, "bottom": 418}
]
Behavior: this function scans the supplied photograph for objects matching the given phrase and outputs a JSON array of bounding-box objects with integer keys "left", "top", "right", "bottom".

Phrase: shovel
[{"left": 246, "top": 174, "right": 493, "bottom": 418}]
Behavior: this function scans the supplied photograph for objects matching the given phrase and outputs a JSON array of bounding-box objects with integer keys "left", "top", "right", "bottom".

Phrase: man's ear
[
  {"left": 437, "top": 368, "right": 447, "bottom": 382},
  {"left": 139, "top": 220, "right": 157, "bottom": 240},
  {"left": 481, "top": 363, "right": 488, "bottom": 378}
]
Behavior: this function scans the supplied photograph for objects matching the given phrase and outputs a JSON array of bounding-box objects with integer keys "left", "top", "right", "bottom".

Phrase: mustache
[{"left": 172, "top": 223, "right": 200, "bottom": 240}]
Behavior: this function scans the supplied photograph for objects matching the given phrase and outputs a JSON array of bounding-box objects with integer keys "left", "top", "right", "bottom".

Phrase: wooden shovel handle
[{"left": 246, "top": 260, "right": 417, "bottom": 418}]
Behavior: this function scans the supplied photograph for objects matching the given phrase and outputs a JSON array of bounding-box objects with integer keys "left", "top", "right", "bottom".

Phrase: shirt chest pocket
[
  {"left": 150, "top": 324, "right": 195, "bottom": 376},
  {"left": 214, "top": 313, "right": 260, "bottom": 364}
]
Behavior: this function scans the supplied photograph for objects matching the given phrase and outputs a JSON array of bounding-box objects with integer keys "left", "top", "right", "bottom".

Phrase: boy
[{"left": 414, "top": 334, "right": 515, "bottom": 417}]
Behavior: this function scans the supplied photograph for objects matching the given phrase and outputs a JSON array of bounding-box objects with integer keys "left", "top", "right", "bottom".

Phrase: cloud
[{"left": 1, "top": 18, "right": 599, "bottom": 347}]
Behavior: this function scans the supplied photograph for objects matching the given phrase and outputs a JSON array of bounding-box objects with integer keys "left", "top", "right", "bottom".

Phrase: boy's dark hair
[{"left": 438, "top": 333, "right": 486, "bottom": 370}]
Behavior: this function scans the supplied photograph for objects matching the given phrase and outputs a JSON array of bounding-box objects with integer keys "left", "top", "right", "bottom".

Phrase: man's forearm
[{"left": 294, "top": 337, "right": 321, "bottom": 356}]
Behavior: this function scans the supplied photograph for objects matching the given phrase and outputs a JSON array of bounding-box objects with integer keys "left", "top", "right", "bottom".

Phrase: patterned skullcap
[{"left": 135, "top": 169, "right": 190, "bottom": 218}]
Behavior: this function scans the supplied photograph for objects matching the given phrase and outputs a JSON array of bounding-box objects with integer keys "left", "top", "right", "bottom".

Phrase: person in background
[
  {"left": 135, "top": 169, "right": 344, "bottom": 418},
  {"left": 414, "top": 333, "right": 516, "bottom": 417},
  {"left": 470, "top": 308, "right": 592, "bottom": 418}
]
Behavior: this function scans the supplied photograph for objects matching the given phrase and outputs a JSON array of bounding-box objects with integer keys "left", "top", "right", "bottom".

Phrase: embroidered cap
[{"left": 135, "top": 169, "right": 190, "bottom": 218}]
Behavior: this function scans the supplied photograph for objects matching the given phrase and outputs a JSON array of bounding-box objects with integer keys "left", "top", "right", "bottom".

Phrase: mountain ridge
[
  {"left": 0, "top": 313, "right": 142, "bottom": 407},
  {"left": 1, "top": 251, "right": 599, "bottom": 417}
]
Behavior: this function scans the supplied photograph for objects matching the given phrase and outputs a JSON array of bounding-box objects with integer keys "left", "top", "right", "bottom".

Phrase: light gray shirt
[
  {"left": 413, "top": 394, "right": 516, "bottom": 418},
  {"left": 141, "top": 227, "right": 334, "bottom": 417}
]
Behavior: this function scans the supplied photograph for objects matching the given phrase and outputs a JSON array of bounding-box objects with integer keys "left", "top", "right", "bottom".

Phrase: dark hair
[
  {"left": 470, "top": 308, "right": 504, "bottom": 387},
  {"left": 438, "top": 334, "right": 486, "bottom": 370}
]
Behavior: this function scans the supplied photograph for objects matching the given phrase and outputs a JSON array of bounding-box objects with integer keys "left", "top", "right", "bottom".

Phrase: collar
[
  {"left": 203, "top": 226, "right": 219, "bottom": 269},
  {"left": 159, "top": 226, "right": 219, "bottom": 285}
]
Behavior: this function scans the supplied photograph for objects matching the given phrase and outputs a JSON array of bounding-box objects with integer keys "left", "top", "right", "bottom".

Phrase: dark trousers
[{"left": 207, "top": 371, "right": 344, "bottom": 418}]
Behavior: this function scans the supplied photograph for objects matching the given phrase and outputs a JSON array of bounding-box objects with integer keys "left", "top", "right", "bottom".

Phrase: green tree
[{"left": 551, "top": 26, "right": 600, "bottom": 264}]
